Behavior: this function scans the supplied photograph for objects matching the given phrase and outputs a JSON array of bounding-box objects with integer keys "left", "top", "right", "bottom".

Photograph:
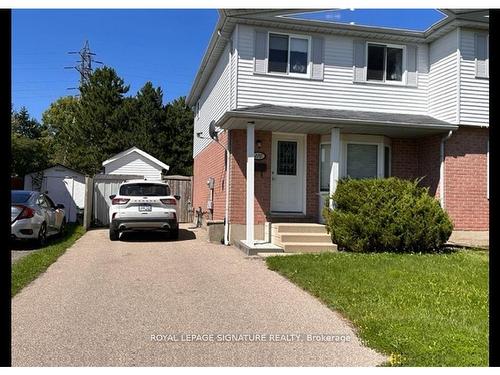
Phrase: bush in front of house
[{"left": 322, "top": 177, "right": 453, "bottom": 253}]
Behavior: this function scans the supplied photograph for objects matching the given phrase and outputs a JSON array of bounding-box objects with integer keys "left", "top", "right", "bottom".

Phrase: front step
[
  {"left": 270, "top": 222, "right": 337, "bottom": 253},
  {"left": 282, "top": 242, "right": 337, "bottom": 253},
  {"left": 279, "top": 232, "right": 332, "bottom": 244}
]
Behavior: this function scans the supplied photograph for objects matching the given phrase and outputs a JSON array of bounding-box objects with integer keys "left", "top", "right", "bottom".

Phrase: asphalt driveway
[{"left": 12, "top": 225, "right": 385, "bottom": 366}]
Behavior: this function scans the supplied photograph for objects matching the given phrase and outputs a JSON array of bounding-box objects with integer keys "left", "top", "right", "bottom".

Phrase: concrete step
[
  {"left": 273, "top": 223, "right": 328, "bottom": 234},
  {"left": 279, "top": 232, "right": 332, "bottom": 243},
  {"left": 282, "top": 242, "right": 338, "bottom": 253}
]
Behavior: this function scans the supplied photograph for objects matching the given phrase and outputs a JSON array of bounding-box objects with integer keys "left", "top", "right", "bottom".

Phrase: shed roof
[{"left": 102, "top": 147, "right": 169, "bottom": 171}]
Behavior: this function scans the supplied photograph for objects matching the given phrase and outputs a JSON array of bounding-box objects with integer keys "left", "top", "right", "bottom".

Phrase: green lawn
[
  {"left": 12, "top": 224, "right": 85, "bottom": 297},
  {"left": 266, "top": 250, "right": 488, "bottom": 366}
]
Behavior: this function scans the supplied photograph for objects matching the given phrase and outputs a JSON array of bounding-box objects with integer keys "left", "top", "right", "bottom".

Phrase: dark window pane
[
  {"left": 386, "top": 47, "right": 403, "bottom": 81},
  {"left": 119, "top": 183, "right": 171, "bottom": 196},
  {"left": 290, "top": 38, "right": 308, "bottom": 74},
  {"left": 268, "top": 34, "right": 288, "bottom": 73},
  {"left": 346, "top": 144, "right": 378, "bottom": 179},
  {"left": 277, "top": 141, "right": 297, "bottom": 175},
  {"left": 384, "top": 146, "right": 391, "bottom": 178},
  {"left": 367, "top": 44, "right": 385, "bottom": 81}
]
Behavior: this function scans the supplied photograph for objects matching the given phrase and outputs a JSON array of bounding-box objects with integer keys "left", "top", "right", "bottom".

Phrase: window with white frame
[
  {"left": 367, "top": 43, "right": 404, "bottom": 82},
  {"left": 319, "top": 143, "right": 331, "bottom": 191},
  {"left": 268, "top": 33, "right": 310, "bottom": 75}
]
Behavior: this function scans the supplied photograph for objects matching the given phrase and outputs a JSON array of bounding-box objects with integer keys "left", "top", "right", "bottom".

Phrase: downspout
[
  {"left": 224, "top": 131, "right": 231, "bottom": 245},
  {"left": 217, "top": 28, "right": 234, "bottom": 245},
  {"left": 440, "top": 130, "right": 454, "bottom": 208}
]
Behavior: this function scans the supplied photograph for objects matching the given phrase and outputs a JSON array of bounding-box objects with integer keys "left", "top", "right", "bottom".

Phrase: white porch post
[
  {"left": 246, "top": 122, "right": 255, "bottom": 246},
  {"left": 329, "top": 128, "right": 341, "bottom": 209}
]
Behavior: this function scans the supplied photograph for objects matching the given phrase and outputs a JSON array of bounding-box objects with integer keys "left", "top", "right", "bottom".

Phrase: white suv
[{"left": 108, "top": 180, "right": 179, "bottom": 241}]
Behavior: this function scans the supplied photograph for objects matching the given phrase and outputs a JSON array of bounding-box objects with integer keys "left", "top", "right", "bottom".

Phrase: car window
[
  {"left": 119, "top": 183, "right": 171, "bottom": 196},
  {"left": 11, "top": 191, "right": 32, "bottom": 203},
  {"left": 44, "top": 195, "right": 56, "bottom": 209}
]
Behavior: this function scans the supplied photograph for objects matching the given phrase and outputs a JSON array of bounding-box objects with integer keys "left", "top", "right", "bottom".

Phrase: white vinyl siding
[
  {"left": 428, "top": 29, "right": 459, "bottom": 123},
  {"left": 237, "top": 25, "right": 428, "bottom": 115},
  {"left": 193, "top": 32, "right": 235, "bottom": 158},
  {"left": 459, "top": 28, "right": 489, "bottom": 126},
  {"left": 104, "top": 152, "right": 163, "bottom": 181}
]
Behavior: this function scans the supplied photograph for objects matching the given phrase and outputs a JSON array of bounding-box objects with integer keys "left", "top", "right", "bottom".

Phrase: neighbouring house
[
  {"left": 102, "top": 146, "right": 169, "bottom": 181},
  {"left": 24, "top": 164, "right": 86, "bottom": 222},
  {"left": 187, "top": 9, "right": 489, "bottom": 252}
]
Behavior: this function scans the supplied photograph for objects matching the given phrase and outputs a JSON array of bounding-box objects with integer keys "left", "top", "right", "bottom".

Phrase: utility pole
[{"left": 65, "top": 40, "right": 103, "bottom": 93}]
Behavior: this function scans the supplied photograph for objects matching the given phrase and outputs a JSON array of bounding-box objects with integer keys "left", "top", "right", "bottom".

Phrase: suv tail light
[
  {"left": 160, "top": 198, "right": 176, "bottom": 206},
  {"left": 112, "top": 198, "right": 130, "bottom": 205},
  {"left": 14, "top": 205, "right": 35, "bottom": 221}
]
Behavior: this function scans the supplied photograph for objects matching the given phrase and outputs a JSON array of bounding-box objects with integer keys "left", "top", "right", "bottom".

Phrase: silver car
[{"left": 11, "top": 190, "right": 67, "bottom": 246}]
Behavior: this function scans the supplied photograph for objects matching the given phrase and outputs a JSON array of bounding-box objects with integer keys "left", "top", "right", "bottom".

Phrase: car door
[
  {"left": 39, "top": 194, "right": 56, "bottom": 234},
  {"left": 45, "top": 194, "right": 64, "bottom": 231}
]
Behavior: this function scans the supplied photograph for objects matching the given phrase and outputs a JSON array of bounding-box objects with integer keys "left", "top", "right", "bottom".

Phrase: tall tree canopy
[
  {"left": 16, "top": 66, "right": 194, "bottom": 178},
  {"left": 11, "top": 107, "right": 51, "bottom": 177}
]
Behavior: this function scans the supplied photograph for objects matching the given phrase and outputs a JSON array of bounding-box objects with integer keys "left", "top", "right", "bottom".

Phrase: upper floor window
[
  {"left": 268, "top": 33, "right": 310, "bottom": 76},
  {"left": 367, "top": 43, "right": 404, "bottom": 82}
]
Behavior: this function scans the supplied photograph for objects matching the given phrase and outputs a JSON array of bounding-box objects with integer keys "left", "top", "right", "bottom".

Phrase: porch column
[
  {"left": 246, "top": 122, "right": 255, "bottom": 246},
  {"left": 329, "top": 128, "right": 341, "bottom": 209}
]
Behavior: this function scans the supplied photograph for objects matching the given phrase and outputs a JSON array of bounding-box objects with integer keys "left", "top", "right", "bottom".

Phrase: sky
[{"left": 12, "top": 9, "right": 446, "bottom": 121}]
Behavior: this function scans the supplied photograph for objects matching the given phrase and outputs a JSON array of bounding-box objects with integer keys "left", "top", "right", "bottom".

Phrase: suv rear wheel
[{"left": 109, "top": 228, "right": 119, "bottom": 241}]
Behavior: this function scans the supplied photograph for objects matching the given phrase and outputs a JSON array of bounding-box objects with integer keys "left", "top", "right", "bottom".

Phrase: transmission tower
[{"left": 65, "top": 40, "right": 103, "bottom": 92}]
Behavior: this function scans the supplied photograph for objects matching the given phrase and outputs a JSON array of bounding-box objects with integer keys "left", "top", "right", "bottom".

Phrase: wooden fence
[{"left": 163, "top": 175, "right": 193, "bottom": 223}]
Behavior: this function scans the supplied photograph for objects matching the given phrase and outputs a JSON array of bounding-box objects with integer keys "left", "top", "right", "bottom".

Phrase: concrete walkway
[
  {"left": 12, "top": 225, "right": 385, "bottom": 366},
  {"left": 448, "top": 231, "right": 489, "bottom": 249}
]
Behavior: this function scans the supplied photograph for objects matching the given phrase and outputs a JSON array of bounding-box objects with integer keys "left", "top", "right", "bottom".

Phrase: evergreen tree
[
  {"left": 163, "top": 97, "right": 193, "bottom": 175},
  {"left": 74, "top": 67, "right": 130, "bottom": 174}
]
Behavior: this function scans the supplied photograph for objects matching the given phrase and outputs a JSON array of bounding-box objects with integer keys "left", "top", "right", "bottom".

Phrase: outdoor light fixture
[{"left": 256, "top": 140, "right": 262, "bottom": 149}]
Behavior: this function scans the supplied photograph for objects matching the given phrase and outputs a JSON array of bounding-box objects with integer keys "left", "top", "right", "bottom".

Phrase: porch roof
[{"left": 218, "top": 104, "right": 458, "bottom": 138}]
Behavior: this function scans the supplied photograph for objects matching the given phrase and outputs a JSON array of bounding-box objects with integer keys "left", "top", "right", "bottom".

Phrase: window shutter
[
  {"left": 353, "top": 40, "right": 366, "bottom": 82},
  {"left": 311, "top": 36, "right": 324, "bottom": 80},
  {"left": 254, "top": 30, "right": 268, "bottom": 74},
  {"left": 406, "top": 44, "right": 418, "bottom": 87},
  {"left": 475, "top": 33, "right": 488, "bottom": 78}
]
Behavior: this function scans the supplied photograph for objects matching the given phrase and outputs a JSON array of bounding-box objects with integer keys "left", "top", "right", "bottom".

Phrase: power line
[{"left": 64, "top": 40, "right": 103, "bottom": 93}]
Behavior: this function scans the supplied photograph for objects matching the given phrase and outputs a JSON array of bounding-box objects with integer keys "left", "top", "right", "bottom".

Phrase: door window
[{"left": 277, "top": 141, "right": 297, "bottom": 175}]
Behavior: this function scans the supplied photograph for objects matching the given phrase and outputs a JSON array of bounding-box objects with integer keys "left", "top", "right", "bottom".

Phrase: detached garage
[
  {"left": 24, "top": 164, "right": 86, "bottom": 223},
  {"left": 102, "top": 146, "right": 169, "bottom": 180}
]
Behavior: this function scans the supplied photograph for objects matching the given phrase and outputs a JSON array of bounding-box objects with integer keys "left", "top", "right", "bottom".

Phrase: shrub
[{"left": 322, "top": 177, "right": 453, "bottom": 253}]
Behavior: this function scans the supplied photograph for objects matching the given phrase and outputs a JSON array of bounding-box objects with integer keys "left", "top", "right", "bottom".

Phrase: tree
[
  {"left": 73, "top": 67, "right": 130, "bottom": 174},
  {"left": 41, "top": 96, "right": 80, "bottom": 166},
  {"left": 12, "top": 106, "right": 46, "bottom": 139},
  {"left": 162, "top": 97, "right": 194, "bottom": 175},
  {"left": 11, "top": 107, "right": 50, "bottom": 177}
]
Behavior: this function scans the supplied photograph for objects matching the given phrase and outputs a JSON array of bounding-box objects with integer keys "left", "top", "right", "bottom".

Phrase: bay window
[
  {"left": 319, "top": 137, "right": 392, "bottom": 192},
  {"left": 268, "top": 33, "right": 310, "bottom": 76}
]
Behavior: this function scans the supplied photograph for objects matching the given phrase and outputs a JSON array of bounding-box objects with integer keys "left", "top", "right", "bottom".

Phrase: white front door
[{"left": 271, "top": 134, "right": 305, "bottom": 213}]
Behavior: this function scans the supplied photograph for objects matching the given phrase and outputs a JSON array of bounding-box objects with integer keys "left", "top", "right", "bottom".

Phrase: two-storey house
[{"left": 187, "top": 9, "right": 489, "bottom": 252}]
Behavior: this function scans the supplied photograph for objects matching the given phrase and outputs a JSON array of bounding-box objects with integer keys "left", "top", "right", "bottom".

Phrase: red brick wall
[
  {"left": 192, "top": 131, "right": 228, "bottom": 222},
  {"left": 229, "top": 129, "right": 272, "bottom": 224},
  {"left": 391, "top": 139, "right": 419, "bottom": 180},
  {"left": 306, "top": 134, "right": 320, "bottom": 221},
  {"left": 417, "top": 135, "right": 441, "bottom": 197},
  {"left": 443, "top": 127, "right": 489, "bottom": 230},
  {"left": 391, "top": 128, "right": 489, "bottom": 230}
]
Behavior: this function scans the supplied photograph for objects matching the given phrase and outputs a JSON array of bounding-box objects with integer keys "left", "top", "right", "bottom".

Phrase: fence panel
[
  {"left": 91, "top": 174, "right": 143, "bottom": 227},
  {"left": 163, "top": 176, "right": 192, "bottom": 223}
]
